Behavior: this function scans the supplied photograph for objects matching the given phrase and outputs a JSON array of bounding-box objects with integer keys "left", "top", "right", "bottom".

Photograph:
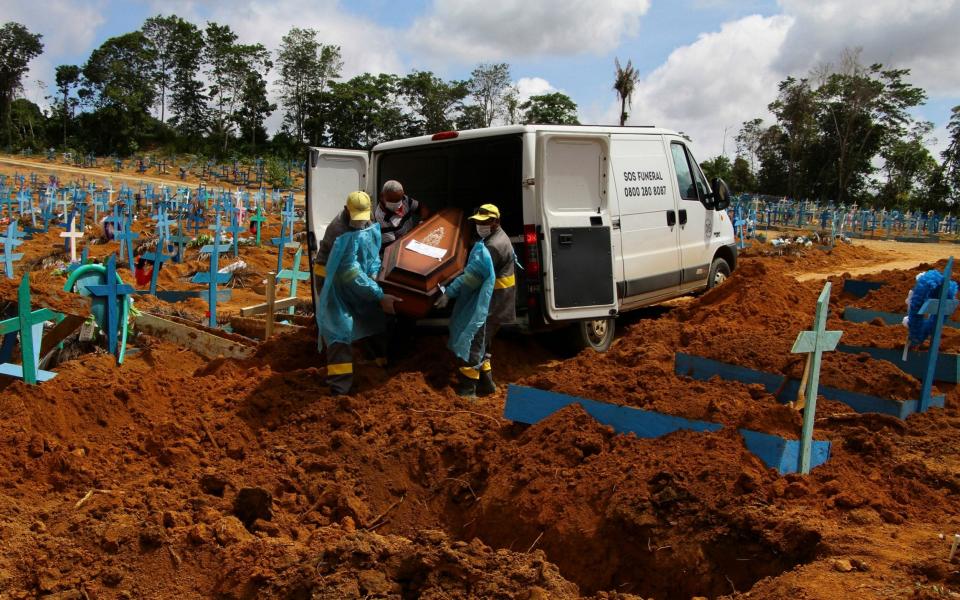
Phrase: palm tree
[{"left": 613, "top": 58, "right": 639, "bottom": 126}]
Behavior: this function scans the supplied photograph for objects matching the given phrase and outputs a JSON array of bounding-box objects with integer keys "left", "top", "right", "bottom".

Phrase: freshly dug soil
[{"left": 2, "top": 160, "right": 960, "bottom": 598}]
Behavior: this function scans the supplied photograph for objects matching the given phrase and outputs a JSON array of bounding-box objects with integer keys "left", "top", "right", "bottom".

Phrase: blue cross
[
  {"left": 277, "top": 246, "right": 310, "bottom": 314},
  {"left": 169, "top": 217, "right": 193, "bottom": 263},
  {"left": 193, "top": 229, "right": 232, "bottom": 327},
  {"left": 84, "top": 254, "right": 135, "bottom": 360},
  {"left": 0, "top": 273, "right": 62, "bottom": 385},
  {"left": 142, "top": 227, "right": 174, "bottom": 296},
  {"left": 791, "top": 281, "right": 842, "bottom": 474},
  {"left": 1, "top": 221, "right": 25, "bottom": 279},
  {"left": 225, "top": 210, "right": 245, "bottom": 257}
]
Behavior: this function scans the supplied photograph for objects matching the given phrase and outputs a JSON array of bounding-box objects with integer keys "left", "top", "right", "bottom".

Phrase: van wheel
[
  {"left": 567, "top": 318, "right": 616, "bottom": 353},
  {"left": 707, "top": 257, "right": 731, "bottom": 290}
]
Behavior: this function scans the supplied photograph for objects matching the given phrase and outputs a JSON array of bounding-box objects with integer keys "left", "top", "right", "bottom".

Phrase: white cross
[
  {"left": 235, "top": 189, "right": 246, "bottom": 224},
  {"left": 60, "top": 218, "right": 84, "bottom": 262}
]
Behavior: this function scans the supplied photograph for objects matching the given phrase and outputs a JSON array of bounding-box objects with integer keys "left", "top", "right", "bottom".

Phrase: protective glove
[
  {"left": 434, "top": 293, "right": 450, "bottom": 309},
  {"left": 380, "top": 294, "right": 402, "bottom": 315}
]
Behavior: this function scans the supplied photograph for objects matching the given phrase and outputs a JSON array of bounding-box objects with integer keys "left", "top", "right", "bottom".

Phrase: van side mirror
[{"left": 709, "top": 177, "right": 731, "bottom": 211}]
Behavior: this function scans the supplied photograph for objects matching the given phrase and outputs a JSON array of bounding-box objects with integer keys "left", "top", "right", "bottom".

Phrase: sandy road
[
  {"left": 0, "top": 155, "right": 306, "bottom": 204},
  {"left": 794, "top": 238, "right": 957, "bottom": 281}
]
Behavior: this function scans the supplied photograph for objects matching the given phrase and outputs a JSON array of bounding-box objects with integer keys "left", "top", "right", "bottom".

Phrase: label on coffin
[{"left": 378, "top": 207, "right": 469, "bottom": 318}]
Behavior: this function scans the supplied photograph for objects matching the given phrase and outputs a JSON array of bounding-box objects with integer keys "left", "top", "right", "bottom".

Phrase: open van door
[
  {"left": 306, "top": 147, "right": 370, "bottom": 249},
  {"left": 305, "top": 147, "right": 370, "bottom": 316},
  {"left": 537, "top": 133, "right": 618, "bottom": 322}
]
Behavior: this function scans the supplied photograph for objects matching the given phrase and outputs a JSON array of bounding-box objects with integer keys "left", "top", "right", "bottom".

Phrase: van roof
[{"left": 372, "top": 124, "right": 683, "bottom": 152}]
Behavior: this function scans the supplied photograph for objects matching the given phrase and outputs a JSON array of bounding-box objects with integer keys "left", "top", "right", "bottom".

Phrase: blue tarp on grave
[
  {"left": 841, "top": 279, "right": 884, "bottom": 298},
  {"left": 837, "top": 344, "right": 960, "bottom": 383},
  {"left": 504, "top": 384, "right": 831, "bottom": 475},
  {"left": 674, "top": 352, "right": 944, "bottom": 419},
  {"left": 843, "top": 306, "right": 960, "bottom": 328}
]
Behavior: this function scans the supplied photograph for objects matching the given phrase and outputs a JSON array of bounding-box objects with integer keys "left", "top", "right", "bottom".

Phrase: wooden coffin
[{"left": 378, "top": 207, "right": 469, "bottom": 318}]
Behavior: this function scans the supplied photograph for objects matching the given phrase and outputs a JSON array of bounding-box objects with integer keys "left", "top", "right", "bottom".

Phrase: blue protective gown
[
  {"left": 908, "top": 269, "right": 958, "bottom": 345},
  {"left": 318, "top": 223, "right": 386, "bottom": 346},
  {"left": 445, "top": 241, "right": 496, "bottom": 362}
]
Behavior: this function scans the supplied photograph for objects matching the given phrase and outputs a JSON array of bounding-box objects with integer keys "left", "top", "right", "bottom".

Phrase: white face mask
[
  {"left": 384, "top": 199, "right": 402, "bottom": 212},
  {"left": 476, "top": 224, "right": 493, "bottom": 238}
]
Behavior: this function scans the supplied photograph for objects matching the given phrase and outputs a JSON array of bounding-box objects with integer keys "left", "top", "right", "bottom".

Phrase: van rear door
[
  {"left": 537, "top": 133, "right": 618, "bottom": 321},
  {"left": 305, "top": 147, "right": 370, "bottom": 310},
  {"left": 305, "top": 148, "right": 370, "bottom": 247}
]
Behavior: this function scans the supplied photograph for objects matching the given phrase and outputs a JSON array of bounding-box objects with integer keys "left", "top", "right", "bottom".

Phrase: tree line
[
  {"left": 699, "top": 49, "right": 960, "bottom": 211},
  {"left": 0, "top": 17, "right": 580, "bottom": 159}
]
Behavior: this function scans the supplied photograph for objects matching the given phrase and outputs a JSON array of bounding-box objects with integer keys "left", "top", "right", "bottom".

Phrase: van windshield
[{"left": 375, "top": 135, "right": 524, "bottom": 234}]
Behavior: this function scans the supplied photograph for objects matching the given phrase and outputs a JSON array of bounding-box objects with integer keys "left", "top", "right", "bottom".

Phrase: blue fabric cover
[
  {"left": 908, "top": 269, "right": 958, "bottom": 344},
  {"left": 318, "top": 223, "right": 385, "bottom": 346},
  {"left": 446, "top": 241, "right": 495, "bottom": 362}
]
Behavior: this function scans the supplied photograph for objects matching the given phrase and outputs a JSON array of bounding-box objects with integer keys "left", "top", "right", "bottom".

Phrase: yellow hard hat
[
  {"left": 468, "top": 203, "right": 500, "bottom": 222},
  {"left": 346, "top": 191, "right": 372, "bottom": 221}
]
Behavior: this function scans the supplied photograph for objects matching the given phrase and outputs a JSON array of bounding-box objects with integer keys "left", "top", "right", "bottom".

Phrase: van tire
[
  {"left": 567, "top": 318, "right": 615, "bottom": 353},
  {"left": 707, "top": 257, "right": 731, "bottom": 290}
]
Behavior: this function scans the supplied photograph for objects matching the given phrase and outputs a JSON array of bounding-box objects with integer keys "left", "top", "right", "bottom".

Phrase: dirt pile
[{"left": 1, "top": 167, "right": 960, "bottom": 599}]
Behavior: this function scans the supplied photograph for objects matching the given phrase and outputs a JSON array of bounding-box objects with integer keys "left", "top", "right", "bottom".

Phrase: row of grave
[
  {"left": 28, "top": 149, "right": 305, "bottom": 188},
  {"left": 729, "top": 196, "right": 959, "bottom": 238},
  {"left": 506, "top": 259, "right": 956, "bottom": 477}
]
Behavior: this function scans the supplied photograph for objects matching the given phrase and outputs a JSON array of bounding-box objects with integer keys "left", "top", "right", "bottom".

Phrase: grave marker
[
  {"left": 192, "top": 230, "right": 232, "bottom": 328},
  {"left": 142, "top": 227, "right": 173, "bottom": 296},
  {"left": 1, "top": 221, "right": 25, "bottom": 279},
  {"left": 790, "top": 281, "right": 842, "bottom": 474},
  {"left": 249, "top": 207, "right": 267, "bottom": 246},
  {"left": 0, "top": 274, "right": 62, "bottom": 384},
  {"left": 60, "top": 213, "right": 84, "bottom": 263},
  {"left": 277, "top": 246, "right": 309, "bottom": 314},
  {"left": 84, "top": 254, "right": 135, "bottom": 361}
]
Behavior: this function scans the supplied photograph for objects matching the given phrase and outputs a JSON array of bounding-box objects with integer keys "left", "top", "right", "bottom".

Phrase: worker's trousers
[
  {"left": 458, "top": 322, "right": 500, "bottom": 380},
  {"left": 326, "top": 336, "right": 388, "bottom": 395}
]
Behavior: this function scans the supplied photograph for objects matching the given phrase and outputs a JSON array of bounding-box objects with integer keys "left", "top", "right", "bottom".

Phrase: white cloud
[
  {"left": 776, "top": 0, "right": 960, "bottom": 96},
  {"left": 626, "top": 14, "right": 793, "bottom": 159},
  {"left": 7, "top": 0, "right": 107, "bottom": 108},
  {"left": 515, "top": 77, "right": 555, "bottom": 103},
  {"left": 409, "top": 0, "right": 651, "bottom": 62}
]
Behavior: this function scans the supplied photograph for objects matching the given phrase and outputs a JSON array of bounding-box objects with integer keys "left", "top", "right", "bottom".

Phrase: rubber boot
[
  {"left": 477, "top": 369, "right": 496, "bottom": 396},
  {"left": 455, "top": 370, "right": 478, "bottom": 398}
]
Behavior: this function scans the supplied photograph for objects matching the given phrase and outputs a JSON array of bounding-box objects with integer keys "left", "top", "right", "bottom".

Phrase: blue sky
[{"left": 9, "top": 0, "right": 960, "bottom": 160}]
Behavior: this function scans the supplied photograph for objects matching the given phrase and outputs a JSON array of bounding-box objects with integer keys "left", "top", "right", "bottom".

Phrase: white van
[{"left": 305, "top": 125, "right": 736, "bottom": 351}]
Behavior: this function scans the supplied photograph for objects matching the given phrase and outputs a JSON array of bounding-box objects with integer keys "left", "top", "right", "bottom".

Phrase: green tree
[
  {"left": 519, "top": 92, "right": 579, "bottom": 125},
  {"left": 613, "top": 57, "right": 639, "bottom": 126},
  {"left": 168, "top": 19, "right": 207, "bottom": 138},
  {"left": 398, "top": 70, "right": 469, "bottom": 135},
  {"left": 767, "top": 76, "right": 818, "bottom": 200},
  {"left": 700, "top": 155, "right": 732, "bottom": 184},
  {"left": 815, "top": 49, "right": 926, "bottom": 204},
  {"left": 204, "top": 22, "right": 270, "bottom": 153},
  {"left": 323, "top": 73, "right": 412, "bottom": 148},
  {"left": 728, "top": 156, "right": 757, "bottom": 193},
  {"left": 141, "top": 15, "right": 184, "bottom": 123},
  {"left": 8, "top": 98, "right": 43, "bottom": 149},
  {"left": 234, "top": 69, "right": 275, "bottom": 151},
  {"left": 466, "top": 63, "right": 515, "bottom": 127},
  {"left": 54, "top": 64, "right": 81, "bottom": 147},
  {"left": 943, "top": 105, "right": 960, "bottom": 199},
  {"left": 879, "top": 121, "right": 940, "bottom": 209},
  {"left": 735, "top": 118, "right": 765, "bottom": 173},
  {"left": 0, "top": 22, "right": 44, "bottom": 147},
  {"left": 275, "top": 28, "right": 341, "bottom": 143},
  {"left": 80, "top": 31, "right": 157, "bottom": 153}
]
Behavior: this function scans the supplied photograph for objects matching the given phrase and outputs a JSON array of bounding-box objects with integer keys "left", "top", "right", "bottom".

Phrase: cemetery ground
[{"left": 2, "top": 162, "right": 960, "bottom": 598}]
